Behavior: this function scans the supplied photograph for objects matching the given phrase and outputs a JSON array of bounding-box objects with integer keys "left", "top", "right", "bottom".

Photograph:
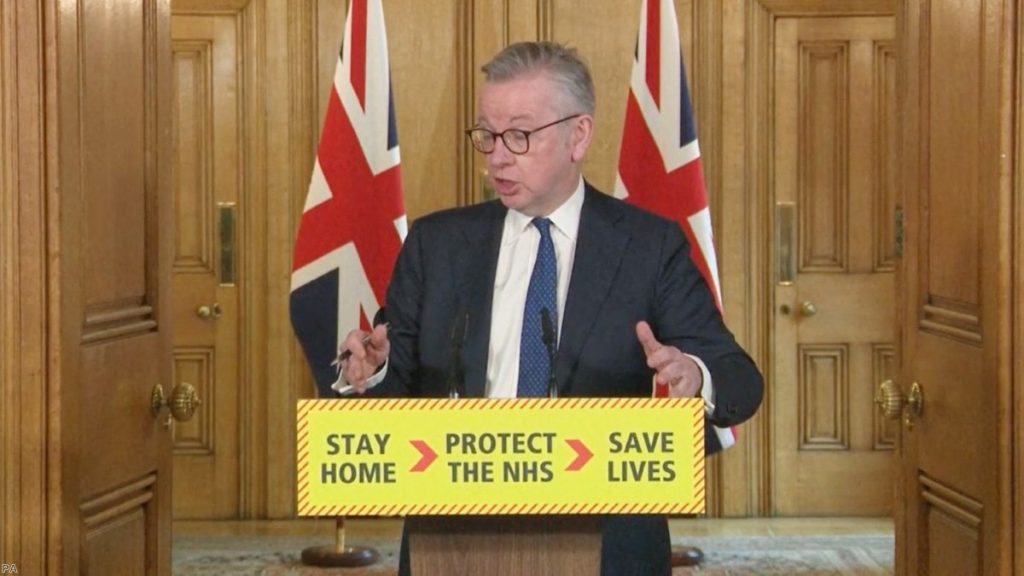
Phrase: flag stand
[
  {"left": 671, "top": 544, "right": 704, "bottom": 567},
  {"left": 300, "top": 517, "right": 380, "bottom": 567}
]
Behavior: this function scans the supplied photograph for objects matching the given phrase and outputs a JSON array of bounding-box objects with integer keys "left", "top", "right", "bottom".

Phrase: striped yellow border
[{"left": 296, "top": 398, "right": 705, "bottom": 517}]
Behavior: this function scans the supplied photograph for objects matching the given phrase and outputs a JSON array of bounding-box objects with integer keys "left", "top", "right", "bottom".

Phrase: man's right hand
[{"left": 339, "top": 324, "right": 390, "bottom": 393}]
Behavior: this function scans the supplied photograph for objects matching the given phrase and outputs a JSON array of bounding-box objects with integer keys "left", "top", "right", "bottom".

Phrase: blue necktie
[{"left": 518, "top": 218, "right": 558, "bottom": 397}]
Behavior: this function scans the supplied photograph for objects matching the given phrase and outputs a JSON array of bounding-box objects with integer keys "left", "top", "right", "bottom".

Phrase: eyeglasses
[{"left": 465, "top": 114, "right": 582, "bottom": 155}]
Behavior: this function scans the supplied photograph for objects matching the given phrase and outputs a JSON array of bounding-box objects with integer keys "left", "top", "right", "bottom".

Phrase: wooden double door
[
  {"left": 768, "top": 2, "right": 1015, "bottom": 572},
  {"left": 3, "top": 0, "right": 176, "bottom": 573},
  {"left": 893, "top": 0, "right": 1014, "bottom": 573}
]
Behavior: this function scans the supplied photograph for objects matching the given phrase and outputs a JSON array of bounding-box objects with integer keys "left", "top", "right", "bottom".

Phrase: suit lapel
[
  {"left": 458, "top": 202, "right": 505, "bottom": 398},
  {"left": 556, "top": 187, "right": 630, "bottom": 393}
]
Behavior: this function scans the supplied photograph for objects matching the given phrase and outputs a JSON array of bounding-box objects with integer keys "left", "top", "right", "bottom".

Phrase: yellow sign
[{"left": 296, "top": 397, "right": 705, "bottom": 516}]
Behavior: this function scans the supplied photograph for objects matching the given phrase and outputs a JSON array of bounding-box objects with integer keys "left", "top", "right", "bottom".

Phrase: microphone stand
[
  {"left": 540, "top": 308, "right": 558, "bottom": 399},
  {"left": 447, "top": 312, "right": 469, "bottom": 399}
]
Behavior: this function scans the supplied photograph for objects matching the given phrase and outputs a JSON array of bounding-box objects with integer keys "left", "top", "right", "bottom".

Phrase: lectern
[
  {"left": 406, "top": 515, "right": 602, "bottom": 575},
  {"left": 297, "top": 398, "right": 706, "bottom": 574}
]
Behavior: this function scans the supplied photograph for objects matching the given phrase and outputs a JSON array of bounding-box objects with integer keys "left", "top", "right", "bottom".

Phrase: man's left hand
[{"left": 636, "top": 321, "right": 702, "bottom": 398}]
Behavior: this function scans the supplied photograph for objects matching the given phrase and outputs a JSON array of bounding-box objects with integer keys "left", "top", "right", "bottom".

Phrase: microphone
[
  {"left": 446, "top": 312, "right": 469, "bottom": 399},
  {"left": 372, "top": 307, "right": 388, "bottom": 328},
  {"left": 540, "top": 308, "right": 558, "bottom": 399}
]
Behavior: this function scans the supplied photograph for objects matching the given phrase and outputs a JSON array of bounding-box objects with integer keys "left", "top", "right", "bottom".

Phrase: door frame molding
[
  {"left": 746, "top": 0, "right": 897, "bottom": 516},
  {"left": 1, "top": 1, "right": 54, "bottom": 571},
  {"left": 171, "top": 0, "right": 269, "bottom": 518},
  {"left": 1015, "top": 0, "right": 1024, "bottom": 567}
]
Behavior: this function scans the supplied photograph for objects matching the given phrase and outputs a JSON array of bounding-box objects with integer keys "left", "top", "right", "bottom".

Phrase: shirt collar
[{"left": 504, "top": 178, "right": 585, "bottom": 243}]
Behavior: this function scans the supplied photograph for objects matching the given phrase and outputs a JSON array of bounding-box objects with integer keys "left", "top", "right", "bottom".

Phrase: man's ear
[{"left": 570, "top": 114, "right": 595, "bottom": 163}]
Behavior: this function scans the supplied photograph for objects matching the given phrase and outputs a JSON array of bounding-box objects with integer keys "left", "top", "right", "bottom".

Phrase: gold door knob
[
  {"left": 874, "top": 379, "right": 904, "bottom": 419},
  {"left": 150, "top": 383, "right": 201, "bottom": 422},
  {"left": 151, "top": 384, "right": 165, "bottom": 415},
  {"left": 904, "top": 381, "right": 924, "bottom": 430},
  {"left": 800, "top": 301, "right": 817, "bottom": 317},
  {"left": 169, "top": 383, "right": 201, "bottom": 421},
  {"left": 196, "top": 303, "right": 223, "bottom": 319}
]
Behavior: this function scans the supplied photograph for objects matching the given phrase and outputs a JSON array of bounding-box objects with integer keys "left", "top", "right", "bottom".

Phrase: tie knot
[{"left": 533, "top": 218, "right": 553, "bottom": 238}]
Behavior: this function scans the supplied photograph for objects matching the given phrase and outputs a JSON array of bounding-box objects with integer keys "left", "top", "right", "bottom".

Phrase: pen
[{"left": 331, "top": 324, "right": 388, "bottom": 368}]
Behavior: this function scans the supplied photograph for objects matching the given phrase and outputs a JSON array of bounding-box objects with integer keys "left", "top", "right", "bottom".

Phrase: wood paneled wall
[
  {"left": 7, "top": 0, "right": 1024, "bottom": 571},
  {"left": 260, "top": 0, "right": 767, "bottom": 518},
  {"left": 3, "top": 3, "right": 920, "bottom": 549}
]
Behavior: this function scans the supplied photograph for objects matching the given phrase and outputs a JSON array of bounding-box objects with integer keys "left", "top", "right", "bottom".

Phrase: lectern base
[
  {"left": 407, "top": 515, "right": 602, "bottom": 576},
  {"left": 300, "top": 545, "right": 380, "bottom": 567}
]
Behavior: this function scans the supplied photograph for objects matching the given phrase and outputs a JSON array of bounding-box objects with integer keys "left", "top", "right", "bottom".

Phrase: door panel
[
  {"left": 898, "top": 0, "right": 1010, "bottom": 573},
  {"left": 772, "top": 16, "right": 895, "bottom": 515},
  {"left": 56, "top": 0, "right": 174, "bottom": 573},
  {"left": 170, "top": 11, "right": 241, "bottom": 520}
]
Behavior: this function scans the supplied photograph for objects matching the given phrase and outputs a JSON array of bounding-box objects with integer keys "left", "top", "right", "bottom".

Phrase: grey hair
[{"left": 481, "top": 41, "right": 596, "bottom": 116}]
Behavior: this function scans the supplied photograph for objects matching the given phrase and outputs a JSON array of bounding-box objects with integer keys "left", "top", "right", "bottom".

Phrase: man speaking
[{"left": 337, "top": 41, "right": 763, "bottom": 576}]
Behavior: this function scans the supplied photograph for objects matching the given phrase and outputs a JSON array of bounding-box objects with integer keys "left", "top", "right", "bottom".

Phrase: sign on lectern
[{"left": 296, "top": 397, "right": 705, "bottom": 516}]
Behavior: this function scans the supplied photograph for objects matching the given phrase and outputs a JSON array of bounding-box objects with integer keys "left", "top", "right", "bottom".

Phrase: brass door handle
[
  {"left": 874, "top": 380, "right": 924, "bottom": 430},
  {"left": 196, "top": 303, "right": 223, "bottom": 319},
  {"left": 874, "top": 379, "right": 904, "bottom": 419},
  {"left": 151, "top": 383, "right": 201, "bottom": 422},
  {"left": 904, "top": 382, "right": 924, "bottom": 430},
  {"left": 799, "top": 301, "right": 817, "bottom": 317}
]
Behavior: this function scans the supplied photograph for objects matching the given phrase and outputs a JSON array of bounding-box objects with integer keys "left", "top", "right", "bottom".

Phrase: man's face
[{"left": 477, "top": 72, "right": 592, "bottom": 217}]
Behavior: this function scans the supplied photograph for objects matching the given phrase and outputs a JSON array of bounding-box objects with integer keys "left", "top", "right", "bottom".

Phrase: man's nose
[{"left": 487, "top": 137, "right": 515, "bottom": 166}]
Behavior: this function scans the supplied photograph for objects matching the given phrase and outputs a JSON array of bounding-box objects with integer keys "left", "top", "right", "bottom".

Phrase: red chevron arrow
[
  {"left": 565, "top": 439, "right": 593, "bottom": 471},
  {"left": 409, "top": 440, "right": 437, "bottom": 472}
]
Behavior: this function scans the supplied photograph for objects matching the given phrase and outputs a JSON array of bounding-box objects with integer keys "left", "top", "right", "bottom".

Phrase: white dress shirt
[{"left": 485, "top": 180, "right": 585, "bottom": 397}]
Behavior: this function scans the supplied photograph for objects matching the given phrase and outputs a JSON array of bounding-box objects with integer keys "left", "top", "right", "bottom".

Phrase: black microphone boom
[
  {"left": 446, "top": 312, "right": 469, "bottom": 399},
  {"left": 540, "top": 308, "right": 558, "bottom": 399}
]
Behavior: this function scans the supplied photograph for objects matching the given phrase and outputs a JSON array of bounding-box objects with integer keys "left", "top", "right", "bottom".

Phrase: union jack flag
[
  {"left": 290, "top": 0, "right": 406, "bottom": 397},
  {"left": 614, "top": 0, "right": 735, "bottom": 452}
]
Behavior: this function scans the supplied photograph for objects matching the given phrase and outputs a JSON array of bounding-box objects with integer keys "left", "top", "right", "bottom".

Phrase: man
[{"left": 339, "top": 41, "right": 763, "bottom": 576}]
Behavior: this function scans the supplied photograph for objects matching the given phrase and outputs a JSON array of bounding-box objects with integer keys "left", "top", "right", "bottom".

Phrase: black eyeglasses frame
[{"left": 465, "top": 114, "right": 583, "bottom": 155}]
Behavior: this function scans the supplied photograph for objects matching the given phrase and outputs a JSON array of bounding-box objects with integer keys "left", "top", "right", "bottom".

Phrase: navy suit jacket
[
  {"left": 370, "top": 184, "right": 763, "bottom": 575},
  {"left": 371, "top": 184, "right": 761, "bottom": 429}
]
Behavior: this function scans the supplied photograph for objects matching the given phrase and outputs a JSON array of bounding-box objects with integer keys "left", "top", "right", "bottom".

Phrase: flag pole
[
  {"left": 291, "top": 0, "right": 403, "bottom": 569},
  {"left": 300, "top": 517, "right": 380, "bottom": 567},
  {"left": 620, "top": 0, "right": 739, "bottom": 568}
]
